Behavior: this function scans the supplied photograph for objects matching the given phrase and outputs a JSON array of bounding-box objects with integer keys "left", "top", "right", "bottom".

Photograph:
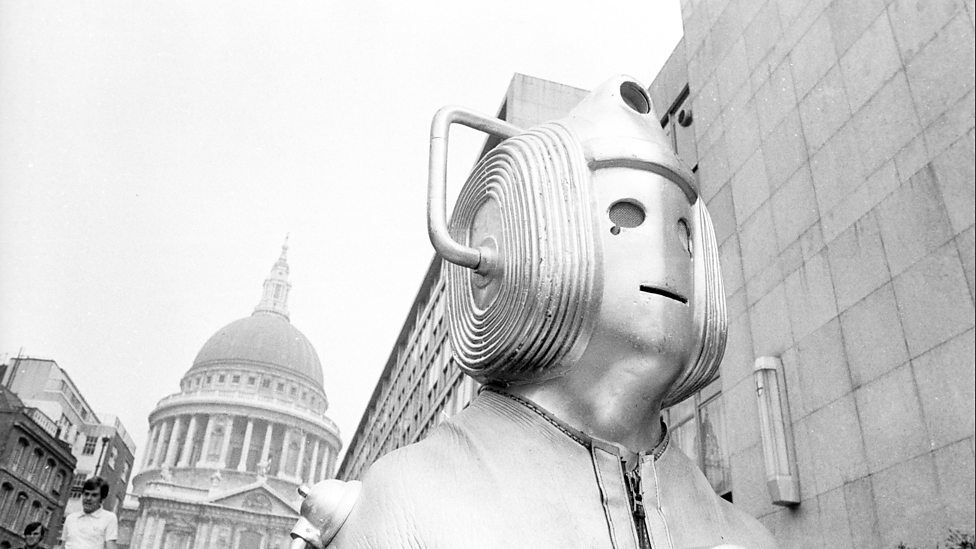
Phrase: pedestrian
[
  {"left": 18, "top": 522, "right": 46, "bottom": 549},
  {"left": 57, "top": 477, "right": 118, "bottom": 549}
]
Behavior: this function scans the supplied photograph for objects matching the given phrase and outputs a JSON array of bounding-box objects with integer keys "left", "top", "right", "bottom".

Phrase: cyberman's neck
[{"left": 507, "top": 357, "right": 672, "bottom": 456}]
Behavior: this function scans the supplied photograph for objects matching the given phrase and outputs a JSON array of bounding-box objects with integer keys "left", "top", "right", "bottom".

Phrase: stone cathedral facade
[{"left": 120, "top": 243, "right": 342, "bottom": 549}]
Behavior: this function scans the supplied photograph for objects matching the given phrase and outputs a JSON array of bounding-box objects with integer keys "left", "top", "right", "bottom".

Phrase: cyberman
[{"left": 291, "top": 76, "right": 778, "bottom": 549}]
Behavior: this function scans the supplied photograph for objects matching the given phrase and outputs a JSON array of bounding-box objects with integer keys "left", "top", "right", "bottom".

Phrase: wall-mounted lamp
[{"left": 754, "top": 356, "right": 800, "bottom": 506}]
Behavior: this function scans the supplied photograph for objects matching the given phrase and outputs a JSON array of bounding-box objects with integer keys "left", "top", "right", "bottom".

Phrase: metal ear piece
[{"left": 427, "top": 107, "right": 521, "bottom": 274}]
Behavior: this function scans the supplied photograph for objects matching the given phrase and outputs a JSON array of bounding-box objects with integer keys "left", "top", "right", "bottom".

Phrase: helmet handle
[{"left": 427, "top": 106, "right": 521, "bottom": 273}]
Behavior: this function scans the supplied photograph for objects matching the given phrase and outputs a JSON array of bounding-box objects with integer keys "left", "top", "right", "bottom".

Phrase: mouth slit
[{"left": 639, "top": 285, "right": 688, "bottom": 304}]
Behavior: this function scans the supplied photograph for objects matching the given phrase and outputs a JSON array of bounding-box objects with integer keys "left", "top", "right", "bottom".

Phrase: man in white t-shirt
[{"left": 58, "top": 477, "right": 118, "bottom": 549}]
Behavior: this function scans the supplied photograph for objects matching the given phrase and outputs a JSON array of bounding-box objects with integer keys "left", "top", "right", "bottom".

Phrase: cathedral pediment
[{"left": 208, "top": 484, "right": 299, "bottom": 516}]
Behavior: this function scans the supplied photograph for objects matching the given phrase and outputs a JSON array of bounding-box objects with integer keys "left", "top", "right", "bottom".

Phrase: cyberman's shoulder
[
  {"left": 713, "top": 497, "right": 780, "bottom": 549},
  {"left": 360, "top": 435, "right": 459, "bottom": 487},
  {"left": 328, "top": 432, "right": 473, "bottom": 548}
]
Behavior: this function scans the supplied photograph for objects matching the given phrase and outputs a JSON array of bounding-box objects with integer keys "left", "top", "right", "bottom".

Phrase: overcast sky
[{"left": 0, "top": 0, "right": 683, "bottom": 469}]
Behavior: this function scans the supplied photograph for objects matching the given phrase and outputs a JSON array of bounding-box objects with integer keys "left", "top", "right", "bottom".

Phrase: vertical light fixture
[{"left": 754, "top": 356, "right": 800, "bottom": 506}]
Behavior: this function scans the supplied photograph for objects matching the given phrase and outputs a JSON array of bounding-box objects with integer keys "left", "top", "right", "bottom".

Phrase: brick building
[
  {"left": 0, "top": 386, "right": 76, "bottom": 548},
  {"left": 2, "top": 357, "right": 136, "bottom": 517}
]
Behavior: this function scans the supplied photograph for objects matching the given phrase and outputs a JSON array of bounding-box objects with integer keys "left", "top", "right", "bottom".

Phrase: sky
[{"left": 0, "top": 0, "right": 683, "bottom": 470}]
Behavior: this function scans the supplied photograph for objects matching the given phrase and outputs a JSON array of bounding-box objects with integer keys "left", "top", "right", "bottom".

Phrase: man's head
[
  {"left": 438, "top": 76, "right": 726, "bottom": 406},
  {"left": 23, "top": 522, "right": 45, "bottom": 547},
  {"left": 81, "top": 476, "right": 109, "bottom": 513}
]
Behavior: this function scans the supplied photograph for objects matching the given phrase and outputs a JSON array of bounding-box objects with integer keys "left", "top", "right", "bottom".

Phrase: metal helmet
[{"left": 427, "top": 75, "right": 726, "bottom": 406}]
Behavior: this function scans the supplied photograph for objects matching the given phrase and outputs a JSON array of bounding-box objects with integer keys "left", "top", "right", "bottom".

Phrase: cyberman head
[{"left": 427, "top": 75, "right": 726, "bottom": 407}]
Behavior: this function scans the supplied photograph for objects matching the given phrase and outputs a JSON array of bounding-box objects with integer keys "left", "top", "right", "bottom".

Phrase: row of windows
[
  {"left": 78, "top": 435, "right": 121, "bottom": 475},
  {"left": 367, "top": 320, "right": 449, "bottom": 454},
  {"left": 347, "top": 362, "right": 474, "bottom": 481},
  {"left": 0, "top": 483, "right": 55, "bottom": 537},
  {"left": 349, "top": 279, "right": 453, "bottom": 476},
  {"left": 58, "top": 379, "right": 92, "bottom": 421},
  {"left": 8, "top": 438, "right": 69, "bottom": 497},
  {"left": 69, "top": 473, "right": 86, "bottom": 497},
  {"left": 181, "top": 371, "right": 325, "bottom": 411},
  {"left": 345, "top": 283, "right": 473, "bottom": 479},
  {"left": 366, "top": 282, "right": 448, "bottom": 438}
]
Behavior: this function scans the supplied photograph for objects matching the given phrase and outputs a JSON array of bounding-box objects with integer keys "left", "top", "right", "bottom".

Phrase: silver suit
[{"left": 291, "top": 76, "right": 778, "bottom": 549}]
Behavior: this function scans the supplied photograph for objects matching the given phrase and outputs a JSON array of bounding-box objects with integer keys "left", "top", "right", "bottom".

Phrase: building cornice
[{"left": 147, "top": 391, "right": 340, "bottom": 443}]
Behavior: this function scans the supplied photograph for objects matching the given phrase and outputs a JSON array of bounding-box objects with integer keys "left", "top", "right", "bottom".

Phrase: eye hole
[
  {"left": 608, "top": 200, "right": 645, "bottom": 231},
  {"left": 677, "top": 218, "right": 692, "bottom": 257}
]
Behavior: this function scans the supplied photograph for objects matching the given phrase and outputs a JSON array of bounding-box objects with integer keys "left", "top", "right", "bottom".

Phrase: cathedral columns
[
  {"left": 150, "top": 516, "right": 167, "bottom": 549},
  {"left": 135, "top": 514, "right": 153, "bottom": 549},
  {"left": 208, "top": 520, "right": 222, "bottom": 546},
  {"left": 164, "top": 416, "right": 184, "bottom": 467},
  {"left": 237, "top": 419, "right": 254, "bottom": 471},
  {"left": 295, "top": 432, "right": 308, "bottom": 480},
  {"left": 316, "top": 444, "right": 331, "bottom": 481},
  {"left": 152, "top": 420, "right": 171, "bottom": 469},
  {"left": 193, "top": 521, "right": 210, "bottom": 549},
  {"left": 178, "top": 415, "right": 199, "bottom": 467},
  {"left": 218, "top": 416, "right": 234, "bottom": 468},
  {"left": 307, "top": 439, "right": 320, "bottom": 484},
  {"left": 143, "top": 424, "right": 159, "bottom": 468},
  {"left": 197, "top": 416, "right": 215, "bottom": 467},
  {"left": 259, "top": 422, "right": 274, "bottom": 472},
  {"left": 324, "top": 446, "right": 336, "bottom": 481},
  {"left": 276, "top": 429, "right": 288, "bottom": 476}
]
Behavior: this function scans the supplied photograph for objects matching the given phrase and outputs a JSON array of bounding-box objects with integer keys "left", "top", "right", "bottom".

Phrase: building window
[
  {"left": 0, "top": 483, "right": 13, "bottom": 519},
  {"left": 660, "top": 84, "right": 698, "bottom": 168},
  {"left": 665, "top": 381, "right": 731, "bottom": 499},
  {"left": 38, "top": 459, "right": 55, "bottom": 490},
  {"left": 290, "top": 387, "right": 297, "bottom": 397},
  {"left": 51, "top": 471, "right": 66, "bottom": 496},
  {"left": 276, "top": 383, "right": 284, "bottom": 392},
  {"left": 232, "top": 374, "right": 241, "bottom": 384},
  {"left": 11, "top": 439, "right": 28, "bottom": 472},
  {"left": 262, "top": 379, "right": 271, "bottom": 389},
  {"left": 206, "top": 375, "right": 212, "bottom": 384},
  {"left": 70, "top": 473, "right": 86, "bottom": 498},
  {"left": 218, "top": 374, "right": 226, "bottom": 383},
  {"left": 26, "top": 449, "right": 42, "bottom": 482},
  {"left": 28, "top": 501, "right": 42, "bottom": 526},
  {"left": 9, "top": 493, "right": 28, "bottom": 531},
  {"left": 82, "top": 435, "right": 98, "bottom": 455},
  {"left": 248, "top": 376, "right": 256, "bottom": 385},
  {"left": 108, "top": 447, "right": 118, "bottom": 469}
]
